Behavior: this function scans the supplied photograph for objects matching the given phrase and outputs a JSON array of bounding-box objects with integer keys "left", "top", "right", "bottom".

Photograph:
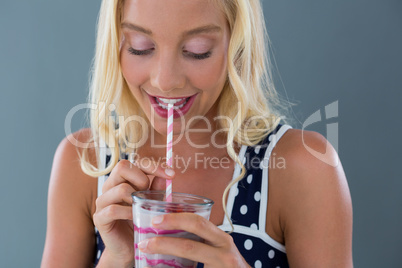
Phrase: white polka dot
[
  {"left": 254, "top": 191, "right": 261, "bottom": 202},
  {"left": 254, "top": 146, "right": 261, "bottom": 154},
  {"left": 97, "top": 250, "right": 101, "bottom": 259},
  {"left": 254, "top": 260, "right": 262, "bottom": 268},
  {"left": 247, "top": 174, "right": 253, "bottom": 184},
  {"left": 268, "top": 249, "right": 275, "bottom": 259},
  {"left": 250, "top": 223, "right": 258, "bottom": 230},
  {"left": 244, "top": 239, "right": 253, "bottom": 250},
  {"left": 234, "top": 187, "right": 239, "bottom": 196},
  {"left": 96, "top": 237, "right": 99, "bottom": 244},
  {"left": 276, "top": 266, "right": 281, "bottom": 268},
  {"left": 240, "top": 205, "right": 248, "bottom": 215},
  {"left": 109, "top": 104, "right": 116, "bottom": 112},
  {"left": 269, "top": 134, "right": 276, "bottom": 142}
]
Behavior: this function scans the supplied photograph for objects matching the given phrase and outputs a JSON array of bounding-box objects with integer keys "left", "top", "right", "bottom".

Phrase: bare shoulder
[
  {"left": 271, "top": 128, "right": 347, "bottom": 190},
  {"left": 51, "top": 127, "right": 98, "bottom": 215},
  {"left": 42, "top": 128, "right": 98, "bottom": 267},
  {"left": 269, "top": 129, "right": 353, "bottom": 267}
]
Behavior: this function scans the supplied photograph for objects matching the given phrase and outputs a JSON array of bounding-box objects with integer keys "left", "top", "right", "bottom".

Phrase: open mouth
[
  {"left": 154, "top": 96, "right": 190, "bottom": 110},
  {"left": 147, "top": 93, "right": 198, "bottom": 118}
]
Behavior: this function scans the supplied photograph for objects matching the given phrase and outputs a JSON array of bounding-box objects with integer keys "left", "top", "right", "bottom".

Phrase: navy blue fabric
[
  {"left": 93, "top": 153, "right": 112, "bottom": 266},
  {"left": 94, "top": 125, "right": 289, "bottom": 267},
  {"left": 197, "top": 124, "right": 289, "bottom": 267}
]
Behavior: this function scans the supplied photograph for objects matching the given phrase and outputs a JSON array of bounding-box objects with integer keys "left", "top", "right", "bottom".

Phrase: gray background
[{"left": 0, "top": 0, "right": 401, "bottom": 267}]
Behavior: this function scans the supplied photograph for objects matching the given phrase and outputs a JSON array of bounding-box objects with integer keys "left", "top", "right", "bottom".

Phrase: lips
[{"left": 147, "top": 93, "right": 198, "bottom": 119}]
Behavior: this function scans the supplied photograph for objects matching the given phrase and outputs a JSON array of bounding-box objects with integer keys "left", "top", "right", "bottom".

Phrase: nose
[{"left": 150, "top": 52, "right": 186, "bottom": 93}]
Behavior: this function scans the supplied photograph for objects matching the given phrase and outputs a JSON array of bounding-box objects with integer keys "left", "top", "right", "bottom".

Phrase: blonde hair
[{"left": 80, "top": 0, "right": 284, "bottom": 231}]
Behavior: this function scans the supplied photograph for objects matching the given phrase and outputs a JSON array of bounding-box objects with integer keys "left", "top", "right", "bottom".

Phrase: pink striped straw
[{"left": 166, "top": 103, "right": 174, "bottom": 202}]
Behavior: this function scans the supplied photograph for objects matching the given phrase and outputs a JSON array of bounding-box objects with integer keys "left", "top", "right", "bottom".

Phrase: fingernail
[
  {"left": 138, "top": 240, "right": 149, "bottom": 251},
  {"left": 165, "top": 168, "right": 175, "bottom": 177},
  {"left": 152, "top": 215, "right": 164, "bottom": 225}
]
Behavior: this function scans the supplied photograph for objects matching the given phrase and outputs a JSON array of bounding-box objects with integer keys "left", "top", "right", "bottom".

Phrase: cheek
[
  {"left": 189, "top": 55, "right": 227, "bottom": 91},
  {"left": 120, "top": 53, "right": 148, "bottom": 89}
]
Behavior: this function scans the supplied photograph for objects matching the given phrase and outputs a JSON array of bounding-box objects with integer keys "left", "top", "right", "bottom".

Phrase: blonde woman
[{"left": 41, "top": 0, "right": 353, "bottom": 267}]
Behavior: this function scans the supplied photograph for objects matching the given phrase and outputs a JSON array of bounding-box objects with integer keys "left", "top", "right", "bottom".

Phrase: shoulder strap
[
  {"left": 97, "top": 137, "right": 109, "bottom": 197},
  {"left": 220, "top": 144, "right": 249, "bottom": 227},
  {"left": 97, "top": 138, "right": 127, "bottom": 197},
  {"left": 258, "top": 124, "right": 292, "bottom": 231}
]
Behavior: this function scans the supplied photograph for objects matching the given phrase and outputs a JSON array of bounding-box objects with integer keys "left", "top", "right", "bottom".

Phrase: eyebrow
[{"left": 121, "top": 22, "right": 222, "bottom": 38}]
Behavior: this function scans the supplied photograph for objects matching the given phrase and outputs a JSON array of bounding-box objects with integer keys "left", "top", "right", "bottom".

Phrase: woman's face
[{"left": 120, "top": 0, "right": 230, "bottom": 136}]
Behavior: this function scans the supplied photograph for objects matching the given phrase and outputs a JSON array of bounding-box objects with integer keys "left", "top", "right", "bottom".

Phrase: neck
[
  {"left": 148, "top": 120, "right": 226, "bottom": 156},
  {"left": 138, "top": 106, "right": 234, "bottom": 169}
]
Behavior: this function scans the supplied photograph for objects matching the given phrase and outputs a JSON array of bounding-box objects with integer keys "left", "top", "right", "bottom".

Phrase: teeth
[
  {"left": 158, "top": 98, "right": 185, "bottom": 104},
  {"left": 156, "top": 98, "right": 188, "bottom": 110}
]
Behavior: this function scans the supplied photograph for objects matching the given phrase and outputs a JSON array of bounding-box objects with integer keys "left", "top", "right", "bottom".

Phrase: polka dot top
[{"left": 94, "top": 124, "right": 291, "bottom": 267}]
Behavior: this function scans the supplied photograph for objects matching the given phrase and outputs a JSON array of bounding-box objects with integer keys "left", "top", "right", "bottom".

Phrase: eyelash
[{"left": 127, "top": 47, "right": 212, "bottom": 60}]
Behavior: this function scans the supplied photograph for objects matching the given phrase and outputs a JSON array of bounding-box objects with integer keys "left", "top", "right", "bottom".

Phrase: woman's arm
[
  {"left": 41, "top": 129, "right": 97, "bottom": 268},
  {"left": 272, "top": 129, "right": 353, "bottom": 268}
]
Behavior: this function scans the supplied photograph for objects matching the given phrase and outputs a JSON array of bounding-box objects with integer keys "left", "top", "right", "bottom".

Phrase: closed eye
[
  {"left": 128, "top": 47, "right": 153, "bottom": 56},
  {"left": 187, "top": 51, "right": 211, "bottom": 60},
  {"left": 127, "top": 47, "right": 211, "bottom": 60}
]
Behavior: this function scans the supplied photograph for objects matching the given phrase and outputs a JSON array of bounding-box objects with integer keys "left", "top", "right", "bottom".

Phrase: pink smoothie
[{"left": 133, "top": 204, "right": 210, "bottom": 268}]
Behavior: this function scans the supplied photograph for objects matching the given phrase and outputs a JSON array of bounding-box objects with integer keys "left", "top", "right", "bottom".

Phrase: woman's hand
[
  {"left": 93, "top": 159, "right": 175, "bottom": 267},
  {"left": 137, "top": 213, "right": 251, "bottom": 268}
]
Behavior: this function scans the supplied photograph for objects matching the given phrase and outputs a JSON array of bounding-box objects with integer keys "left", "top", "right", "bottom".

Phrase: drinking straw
[{"left": 166, "top": 103, "right": 174, "bottom": 202}]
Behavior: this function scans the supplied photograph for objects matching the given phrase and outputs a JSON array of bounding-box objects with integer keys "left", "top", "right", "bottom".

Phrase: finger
[
  {"left": 103, "top": 159, "right": 175, "bottom": 193},
  {"left": 149, "top": 176, "right": 168, "bottom": 191},
  {"left": 96, "top": 183, "right": 134, "bottom": 210},
  {"left": 93, "top": 204, "right": 132, "bottom": 228},
  {"left": 151, "top": 213, "right": 230, "bottom": 247},
  {"left": 139, "top": 236, "right": 217, "bottom": 265},
  {"left": 135, "top": 158, "right": 175, "bottom": 178},
  {"left": 103, "top": 160, "right": 149, "bottom": 193}
]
